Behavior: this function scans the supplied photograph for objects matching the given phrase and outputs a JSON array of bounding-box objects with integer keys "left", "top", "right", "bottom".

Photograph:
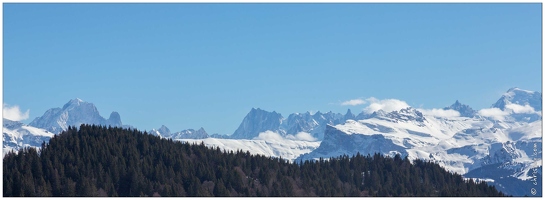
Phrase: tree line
[{"left": 3, "top": 124, "right": 508, "bottom": 197}]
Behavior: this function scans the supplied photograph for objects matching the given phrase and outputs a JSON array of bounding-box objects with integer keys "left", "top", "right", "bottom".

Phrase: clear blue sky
[{"left": 3, "top": 3, "right": 542, "bottom": 135}]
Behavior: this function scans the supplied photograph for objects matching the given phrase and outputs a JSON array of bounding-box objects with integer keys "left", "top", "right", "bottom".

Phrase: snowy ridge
[
  {"left": 297, "top": 107, "right": 541, "bottom": 174},
  {"left": 178, "top": 131, "right": 320, "bottom": 162},
  {"left": 294, "top": 88, "right": 541, "bottom": 196},
  {"left": 230, "top": 108, "right": 344, "bottom": 140},
  {"left": 3, "top": 118, "right": 54, "bottom": 156},
  {"left": 4, "top": 88, "right": 541, "bottom": 196}
]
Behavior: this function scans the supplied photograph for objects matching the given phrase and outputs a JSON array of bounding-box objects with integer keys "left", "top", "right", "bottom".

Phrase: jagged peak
[
  {"left": 444, "top": 100, "right": 476, "bottom": 117},
  {"left": 447, "top": 100, "right": 471, "bottom": 109},
  {"left": 157, "top": 125, "right": 171, "bottom": 134},
  {"left": 250, "top": 107, "right": 276, "bottom": 113},
  {"left": 246, "top": 108, "right": 283, "bottom": 119},
  {"left": 344, "top": 109, "right": 355, "bottom": 120}
]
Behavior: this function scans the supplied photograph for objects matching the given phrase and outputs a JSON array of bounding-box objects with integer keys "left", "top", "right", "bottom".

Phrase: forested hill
[{"left": 3, "top": 125, "right": 507, "bottom": 197}]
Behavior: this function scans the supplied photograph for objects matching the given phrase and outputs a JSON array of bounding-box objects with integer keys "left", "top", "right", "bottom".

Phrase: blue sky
[{"left": 3, "top": 3, "right": 542, "bottom": 135}]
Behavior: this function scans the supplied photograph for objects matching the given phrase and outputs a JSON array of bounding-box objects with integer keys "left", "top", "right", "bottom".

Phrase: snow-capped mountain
[
  {"left": 493, "top": 87, "right": 542, "bottom": 111},
  {"left": 148, "top": 125, "right": 171, "bottom": 137},
  {"left": 149, "top": 125, "right": 209, "bottom": 139},
  {"left": 282, "top": 111, "right": 343, "bottom": 140},
  {"left": 3, "top": 118, "right": 54, "bottom": 156},
  {"left": 5, "top": 88, "right": 541, "bottom": 196},
  {"left": 230, "top": 108, "right": 344, "bottom": 140},
  {"left": 295, "top": 88, "right": 542, "bottom": 196},
  {"left": 29, "top": 98, "right": 124, "bottom": 133},
  {"left": 489, "top": 87, "right": 542, "bottom": 123}
]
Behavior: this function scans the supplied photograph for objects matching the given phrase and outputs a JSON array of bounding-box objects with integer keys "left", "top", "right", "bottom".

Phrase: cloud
[
  {"left": 254, "top": 131, "right": 318, "bottom": 142},
  {"left": 286, "top": 132, "right": 318, "bottom": 142},
  {"left": 478, "top": 103, "right": 539, "bottom": 121},
  {"left": 419, "top": 109, "right": 461, "bottom": 118},
  {"left": 253, "top": 131, "right": 284, "bottom": 142},
  {"left": 363, "top": 97, "right": 411, "bottom": 114},
  {"left": 3, "top": 104, "right": 30, "bottom": 121},
  {"left": 341, "top": 99, "right": 366, "bottom": 106},
  {"left": 504, "top": 104, "right": 536, "bottom": 114},
  {"left": 478, "top": 108, "right": 509, "bottom": 121}
]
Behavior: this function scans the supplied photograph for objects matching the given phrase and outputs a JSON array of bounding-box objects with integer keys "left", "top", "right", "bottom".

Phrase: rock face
[
  {"left": 29, "top": 98, "right": 124, "bottom": 133},
  {"left": 230, "top": 108, "right": 285, "bottom": 139},
  {"left": 344, "top": 109, "right": 356, "bottom": 121},
  {"left": 229, "top": 108, "right": 345, "bottom": 140},
  {"left": 107, "top": 112, "right": 122, "bottom": 127},
  {"left": 445, "top": 100, "right": 477, "bottom": 117}
]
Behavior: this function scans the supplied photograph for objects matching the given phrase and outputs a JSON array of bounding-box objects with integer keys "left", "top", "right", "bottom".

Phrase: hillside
[{"left": 3, "top": 125, "right": 507, "bottom": 197}]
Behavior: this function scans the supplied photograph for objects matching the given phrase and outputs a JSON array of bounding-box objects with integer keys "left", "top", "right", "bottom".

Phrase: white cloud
[
  {"left": 419, "top": 109, "right": 461, "bottom": 118},
  {"left": 286, "top": 132, "right": 318, "bottom": 142},
  {"left": 363, "top": 97, "right": 411, "bottom": 114},
  {"left": 253, "top": 131, "right": 284, "bottom": 142},
  {"left": 478, "top": 103, "right": 539, "bottom": 121},
  {"left": 3, "top": 104, "right": 30, "bottom": 121},
  {"left": 341, "top": 99, "right": 366, "bottom": 106},
  {"left": 504, "top": 104, "right": 536, "bottom": 114},
  {"left": 254, "top": 131, "right": 318, "bottom": 142},
  {"left": 478, "top": 108, "right": 509, "bottom": 121}
]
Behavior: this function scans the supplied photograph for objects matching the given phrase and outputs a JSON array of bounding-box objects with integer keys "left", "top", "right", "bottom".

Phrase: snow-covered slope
[
  {"left": 178, "top": 131, "right": 320, "bottom": 162},
  {"left": 5, "top": 88, "right": 540, "bottom": 196},
  {"left": 491, "top": 87, "right": 542, "bottom": 123},
  {"left": 295, "top": 88, "right": 542, "bottom": 196},
  {"left": 230, "top": 108, "right": 284, "bottom": 139},
  {"left": 29, "top": 98, "right": 124, "bottom": 133},
  {"left": 3, "top": 118, "right": 54, "bottom": 156},
  {"left": 296, "top": 108, "right": 477, "bottom": 167},
  {"left": 493, "top": 87, "right": 542, "bottom": 111}
]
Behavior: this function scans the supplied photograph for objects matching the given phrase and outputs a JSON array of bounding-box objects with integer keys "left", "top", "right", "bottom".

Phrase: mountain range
[
  {"left": 28, "top": 98, "right": 127, "bottom": 133},
  {"left": 2, "top": 87, "right": 542, "bottom": 196}
]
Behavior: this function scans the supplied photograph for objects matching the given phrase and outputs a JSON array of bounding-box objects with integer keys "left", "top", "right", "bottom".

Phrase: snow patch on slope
[{"left": 179, "top": 131, "right": 320, "bottom": 162}]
